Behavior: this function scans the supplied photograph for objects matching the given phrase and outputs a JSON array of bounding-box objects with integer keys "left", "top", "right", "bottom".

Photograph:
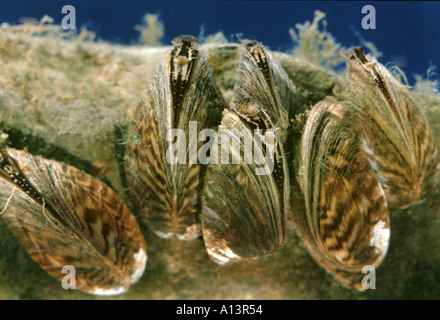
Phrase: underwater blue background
[{"left": 1, "top": 0, "right": 439, "bottom": 85}]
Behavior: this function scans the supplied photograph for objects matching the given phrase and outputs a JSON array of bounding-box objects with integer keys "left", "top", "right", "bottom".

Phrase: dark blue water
[{"left": 1, "top": 1, "right": 439, "bottom": 84}]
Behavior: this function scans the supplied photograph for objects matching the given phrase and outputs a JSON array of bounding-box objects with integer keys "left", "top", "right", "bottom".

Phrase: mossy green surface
[{"left": 0, "top": 18, "right": 439, "bottom": 300}]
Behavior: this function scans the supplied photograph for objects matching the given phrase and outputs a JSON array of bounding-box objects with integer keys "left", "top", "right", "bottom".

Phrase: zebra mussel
[{"left": 0, "top": 147, "right": 146, "bottom": 295}]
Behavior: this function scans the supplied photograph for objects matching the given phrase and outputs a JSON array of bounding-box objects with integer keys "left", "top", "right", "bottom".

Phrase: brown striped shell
[
  {"left": 0, "top": 147, "right": 147, "bottom": 295},
  {"left": 346, "top": 47, "right": 440, "bottom": 208},
  {"left": 201, "top": 41, "right": 296, "bottom": 263},
  {"left": 125, "top": 35, "right": 225, "bottom": 241},
  {"left": 297, "top": 102, "right": 390, "bottom": 289}
]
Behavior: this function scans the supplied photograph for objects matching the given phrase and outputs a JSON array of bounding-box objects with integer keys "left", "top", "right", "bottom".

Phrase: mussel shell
[
  {"left": 0, "top": 147, "right": 147, "bottom": 295},
  {"left": 125, "top": 35, "right": 224, "bottom": 240},
  {"left": 298, "top": 101, "right": 390, "bottom": 289},
  {"left": 346, "top": 47, "right": 440, "bottom": 208},
  {"left": 202, "top": 41, "right": 294, "bottom": 263}
]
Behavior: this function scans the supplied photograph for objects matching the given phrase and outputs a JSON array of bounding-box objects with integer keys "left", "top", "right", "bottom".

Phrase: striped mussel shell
[
  {"left": 297, "top": 101, "right": 390, "bottom": 290},
  {"left": 125, "top": 35, "right": 225, "bottom": 241},
  {"left": 201, "top": 41, "right": 296, "bottom": 264},
  {"left": 0, "top": 147, "right": 147, "bottom": 295},
  {"left": 345, "top": 47, "right": 440, "bottom": 208}
]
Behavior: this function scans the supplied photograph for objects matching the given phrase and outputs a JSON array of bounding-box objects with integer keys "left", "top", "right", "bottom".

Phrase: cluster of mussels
[{"left": 0, "top": 35, "right": 438, "bottom": 295}]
